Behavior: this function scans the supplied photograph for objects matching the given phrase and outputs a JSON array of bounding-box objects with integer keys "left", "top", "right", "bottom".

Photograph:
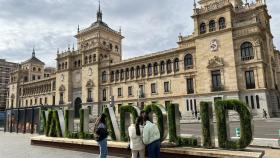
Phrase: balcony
[
  {"left": 59, "top": 100, "right": 64, "bottom": 105},
  {"left": 87, "top": 98, "right": 93, "bottom": 103},
  {"left": 139, "top": 93, "right": 145, "bottom": 99},
  {"left": 103, "top": 97, "right": 107, "bottom": 101},
  {"left": 241, "top": 56, "right": 254, "bottom": 61},
  {"left": 211, "top": 85, "right": 224, "bottom": 92},
  {"left": 246, "top": 84, "right": 256, "bottom": 90},
  {"left": 187, "top": 89, "right": 194, "bottom": 94}
]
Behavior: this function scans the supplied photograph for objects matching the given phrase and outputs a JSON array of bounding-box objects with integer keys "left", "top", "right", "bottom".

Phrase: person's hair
[
  {"left": 143, "top": 114, "right": 150, "bottom": 122},
  {"left": 140, "top": 110, "right": 145, "bottom": 115},
  {"left": 95, "top": 113, "right": 106, "bottom": 128},
  {"left": 135, "top": 117, "right": 143, "bottom": 136}
]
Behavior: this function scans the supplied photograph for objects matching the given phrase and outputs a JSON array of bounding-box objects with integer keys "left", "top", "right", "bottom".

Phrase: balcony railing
[
  {"left": 242, "top": 56, "right": 254, "bottom": 61},
  {"left": 187, "top": 89, "right": 194, "bottom": 94},
  {"left": 59, "top": 100, "right": 64, "bottom": 105},
  {"left": 246, "top": 84, "right": 256, "bottom": 89},
  {"left": 211, "top": 85, "right": 224, "bottom": 92},
  {"left": 139, "top": 93, "right": 145, "bottom": 98},
  {"left": 87, "top": 98, "right": 93, "bottom": 103}
]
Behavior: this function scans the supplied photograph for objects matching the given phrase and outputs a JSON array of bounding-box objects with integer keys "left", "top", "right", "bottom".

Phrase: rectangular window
[
  {"left": 245, "top": 96, "right": 249, "bottom": 106},
  {"left": 118, "top": 88, "right": 122, "bottom": 97},
  {"left": 59, "top": 93, "right": 64, "bottom": 104},
  {"left": 211, "top": 70, "right": 222, "bottom": 91},
  {"left": 45, "top": 97, "right": 48, "bottom": 105},
  {"left": 251, "top": 95, "right": 255, "bottom": 109},
  {"left": 35, "top": 98, "right": 37, "bottom": 105},
  {"left": 151, "top": 83, "right": 156, "bottom": 94},
  {"left": 87, "top": 88, "right": 92, "bottom": 102},
  {"left": 139, "top": 85, "right": 144, "bottom": 98},
  {"left": 164, "top": 81, "right": 170, "bottom": 93},
  {"left": 187, "top": 78, "right": 194, "bottom": 94},
  {"left": 103, "top": 89, "right": 107, "bottom": 101},
  {"left": 245, "top": 70, "right": 255, "bottom": 89},
  {"left": 128, "top": 86, "right": 133, "bottom": 96}
]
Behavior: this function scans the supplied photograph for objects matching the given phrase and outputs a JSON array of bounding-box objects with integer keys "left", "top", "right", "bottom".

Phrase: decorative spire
[
  {"left": 68, "top": 44, "right": 70, "bottom": 51},
  {"left": 193, "top": 0, "right": 197, "bottom": 9},
  {"left": 32, "top": 47, "right": 35, "bottom": 57},
  {"left": 57, "top": 48, "right": 59, "bottom": 54},
  {"left": 72, "top": 43, "right": 75, "bottom": 51},
  {"left": 97, "top": 0, "right": 102, "bottom": 22},
  {"left": 77, "top": 25, "right": 80, "bottom": 33}
]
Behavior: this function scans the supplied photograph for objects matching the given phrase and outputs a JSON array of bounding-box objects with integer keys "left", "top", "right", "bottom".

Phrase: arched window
[
  {"left": 136, "top": 66, "right": 141, "bottom": 78},
  {"left": 62, "top": 63, "right": 65, "bottom": 70},
  {"left": 89, "top": 55, "right": 92, "bottom": 63},
  {"left": 65, "top": 62, "right": 67, "bottom": 69},
  {"left": 102, "top": 71, "right": 107, "bottom": 82},
  {"left": 110, "top": 71, "right": 114, "bottom": 82},
  {"left": 209, "top": 20, "right": 216, "bottom": 32},
  {"left": 166, "top": 59, "right": 172, "bottom": 73},
  {"left": 58, "top": 64, "right": 61, "bottom": 70},
  {"left": 219, "top": 17, "right": 226, "bottom": 29},
  {"left": 38, "top": 68, "right": 41, "bottom": 72},
  {"left": 120, "top": 69, "right": 124, "bottom": 80},
  {"left": 184, "top": 54, "right": 193, "bottom": 69},
  {"left": 174, "top": 58, "right": 179, "bottom": 72},
  {"left": 256, "top": 95, "right": 260, "bottom": 109},
  {"left": 160, "top": 61, "right": 165, "bottom": 74},
  {"left": 148, "top": 63, "right": 153, "bottom": 76},
  {"left": 85, "top": 56, "right": 88, "bottom": 64},
  {"left": 130, "top": 67, "right": 135, "bottom": 79},
  {"left": 74, "top": 61, "right": 77, "bottom": 67},
  {"left": 93, "top": 54, "right": 96, "bottom": 61},
  {"left": 141, "top": 65, "right": 146, "bottom": 77},
  {"left": 33, "top": 67, "right": 36, "bottom": 71},
  {"left": 241, "top": 42, "right": 254, "bottom": 61},
  {"left": 200, "top": 23, "right": 206, "bottom": 34},
  {"left": 115, "top": 45, "right": 119, "bottom": 52},
  {"left": 115, "top": 70, "right": 119, "bottom": 81},
  {"left": 125, "top": 68, "right": 129, "bottom": 79},
  {"left": 109, "top": 43, "right": 113, "bottom": 50},
  {"left": 154, "top": 62, "right": 158, "bottom": 75}
]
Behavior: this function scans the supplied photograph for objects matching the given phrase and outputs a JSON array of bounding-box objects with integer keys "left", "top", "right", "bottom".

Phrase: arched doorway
[{"left": 74, "top": 97, "right": 82, "bottom": 118}]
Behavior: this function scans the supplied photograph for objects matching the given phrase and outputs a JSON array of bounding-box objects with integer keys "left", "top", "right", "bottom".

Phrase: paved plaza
[{"left": 0, "top": 132, "right": 121, "bottom": 158}]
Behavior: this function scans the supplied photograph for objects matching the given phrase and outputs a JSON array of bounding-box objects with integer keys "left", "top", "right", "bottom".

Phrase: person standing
[
  {"left": 128, "top": 117, "right": 145, "bottom": 158},
  {"left": 142, "top": 115, "right": 161, "bottom": 158},
  {"left": 94, "top": 113, "right": 109, "bottom": 158},
  {"left": 263, "top": 109, "right": 267, "bottom": 119}
]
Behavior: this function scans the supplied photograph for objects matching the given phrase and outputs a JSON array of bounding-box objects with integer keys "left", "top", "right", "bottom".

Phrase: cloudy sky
[{"left": 0, "top": 0, "right": 279, "bottom": 66}]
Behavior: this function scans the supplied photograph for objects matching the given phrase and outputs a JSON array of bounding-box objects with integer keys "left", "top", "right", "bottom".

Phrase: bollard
[{"left": 235, "top": 128, "right": 240, "bottom": 137}]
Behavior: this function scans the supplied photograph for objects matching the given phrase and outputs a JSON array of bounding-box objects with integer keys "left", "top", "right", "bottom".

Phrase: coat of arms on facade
[
  {"left": 210, "top": 39, "right": 219, "bottom": 52},
  {"left": 207, "top": 56, "right": 224, "bottom": 69}
]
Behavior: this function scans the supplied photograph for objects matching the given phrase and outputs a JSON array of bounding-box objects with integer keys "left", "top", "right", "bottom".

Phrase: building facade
[
  {"left": 7, "top": 0, "right": 280, "bottom": 119},
  {"left": 0, "top": 59, "right": 18, "bottom": 111}
]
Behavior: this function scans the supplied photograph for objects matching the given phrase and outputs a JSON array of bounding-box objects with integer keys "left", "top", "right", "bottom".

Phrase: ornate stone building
[
  {"left": 0, "top": 59, "right": 18, "bottom": 111},
  {"left": 7, "top": 0, "right": 280, "bottom": 119}
]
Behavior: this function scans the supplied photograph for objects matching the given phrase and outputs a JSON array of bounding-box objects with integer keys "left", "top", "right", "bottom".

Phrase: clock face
[
  {"left": 60, "top": 74, "right": 64, "bottom": 81},
  {"left": 210, "top": 39, "right": 218, "bottom": 52}
]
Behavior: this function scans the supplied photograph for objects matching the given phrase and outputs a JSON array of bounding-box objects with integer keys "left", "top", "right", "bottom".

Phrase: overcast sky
[{"left": 0, "top": 0, "right": 279, "bottom": 66}]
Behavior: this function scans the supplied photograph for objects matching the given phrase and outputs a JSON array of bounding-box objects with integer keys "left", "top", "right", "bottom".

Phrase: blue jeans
[
  {"left": 147, "top": 139, "right": 160, "bottom": 158},
  {"left": 98, "top": 138, "right": 108, "bottom": 158}
]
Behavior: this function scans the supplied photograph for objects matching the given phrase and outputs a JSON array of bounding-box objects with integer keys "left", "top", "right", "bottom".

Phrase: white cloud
[{"left": 0, "top": 0, "right": 279, "bottom": 66}]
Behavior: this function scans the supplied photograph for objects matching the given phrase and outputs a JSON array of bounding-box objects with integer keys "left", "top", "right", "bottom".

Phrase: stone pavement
[
  {"left": 248, "top": 147, "right": 280, "bottom": 158},
  {"left": 0, "top": 132, "right": 121, "bottom": 158}
]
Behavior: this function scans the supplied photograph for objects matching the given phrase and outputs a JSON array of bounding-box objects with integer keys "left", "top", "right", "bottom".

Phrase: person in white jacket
[
  {"left": 142, "top": 115, "right": 161, "bottom": 158},
  {"left": 128, "top": 117, "right": 145, "bottom": 158}
]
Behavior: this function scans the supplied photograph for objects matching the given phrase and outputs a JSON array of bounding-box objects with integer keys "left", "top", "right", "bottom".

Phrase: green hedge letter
[
  {"left": 215, "top": 100, "right": 253, "bottom": 149},
  {"left": 200, "top": 102, "right": 215, "bottom": 148},
  {"left": 167, "top": 104, "right": 197, "bottom": 146},
  {"left": 103, "top": 107, "right": 116, "bottom": 141},
  {"left": 120, "top": 105, "right": 140, "bottom": 141}
]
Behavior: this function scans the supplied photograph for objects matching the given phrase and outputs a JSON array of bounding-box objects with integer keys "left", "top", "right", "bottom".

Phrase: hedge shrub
[
  {"left": 215, "top": 100, "right": 252, "bottom": 149},
  {"left": 103, "top": 107, "right": 116, "bottom": 141},
  {"left": 120, "top": 105, "right": 139, "bottom": 141},
  {"left": 64, "top": 109, "right": 71, "bottom": 138},
  {"left": 200, "top": 102, "right": 214, "bottom": 148},
  {"left": 48, "top": 110, "right": 62, "bottom": 137},
  {"left": 39, "top": 109, "right": 46, "bottom": 134},
  {"left": 167, "top": 104, "right": 198, "bottom": 146},
  {"left": 45, "top": 109, "right": 53, "bottom": 136}
]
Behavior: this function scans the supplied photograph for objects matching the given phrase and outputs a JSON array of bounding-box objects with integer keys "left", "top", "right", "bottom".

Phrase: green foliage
[
  {"left": 64, "top": 109, "right": 70, "bottom": 138},
  {"left": 39, "top": 109, "right": 46, "bottom": 134},
  {"left": 48, "top": 110, "right": 62, "bottom": 137},
  {"left": 45, "top": 110, "right": 52, "bottom": 136},
  {"left": 120, "top": 105, "right": 139, "bottom": 141},
  {"left": 145, "top": 104, "right": 167, "bottom": 141},
  {"left": 167, "top": 104, "right": 198, "bottom": 147},
  {"left": 200, "top": 102, "right": 214, "bottom": 148},
  {"left": 103, "top": 107, "right": 116, "bottom": 141},
  {"left": 215, "top": 100, "right": 252, "bottom": 149}
]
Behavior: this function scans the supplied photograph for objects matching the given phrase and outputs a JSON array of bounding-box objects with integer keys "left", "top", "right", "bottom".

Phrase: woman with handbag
[
  {"left": 94, "top": 113, "right": 109, "bottom": 158},
  {"left": 128, "top": 117, "right": 145, "bottom": 158}
]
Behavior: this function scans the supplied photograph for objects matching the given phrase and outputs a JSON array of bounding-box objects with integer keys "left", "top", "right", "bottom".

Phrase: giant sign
[{"left": 41, "top": 100, "right": 253, "bottom": 150}]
